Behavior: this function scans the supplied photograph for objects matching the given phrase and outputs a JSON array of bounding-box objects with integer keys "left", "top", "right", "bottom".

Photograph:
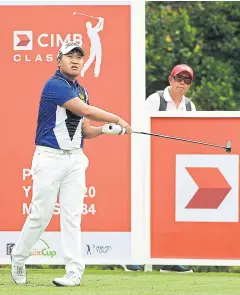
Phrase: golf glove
[{"left": 102, "top": 123, "right": 126, "bottom": 135}]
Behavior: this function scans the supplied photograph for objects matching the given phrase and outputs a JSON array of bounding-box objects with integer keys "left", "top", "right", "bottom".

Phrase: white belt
[{"left": 36, "top": 145, "right": 82, "bottom": 155}]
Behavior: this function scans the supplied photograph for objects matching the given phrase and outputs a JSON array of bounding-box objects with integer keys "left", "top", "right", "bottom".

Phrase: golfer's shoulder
[
  {"left": 45, "top": 75, "right": 71, "bottom": 90},
  {"left": 42, "top": 77, "right": 70, "bottom": 98}
]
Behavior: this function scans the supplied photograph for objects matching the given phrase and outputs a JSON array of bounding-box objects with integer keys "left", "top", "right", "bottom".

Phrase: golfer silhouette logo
[{"left": 73, "top": 12, "right": 104, "bottom": 78}]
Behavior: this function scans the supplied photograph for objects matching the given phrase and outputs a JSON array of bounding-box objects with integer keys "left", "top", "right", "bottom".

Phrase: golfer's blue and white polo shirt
[{"left": 35, "top": 70, "right": 89, "bottom": 150}]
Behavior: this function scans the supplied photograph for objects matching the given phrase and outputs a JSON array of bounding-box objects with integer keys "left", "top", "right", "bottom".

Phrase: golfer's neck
[{"left": 60, "top": 70, "right": 77, "bottom": 82}]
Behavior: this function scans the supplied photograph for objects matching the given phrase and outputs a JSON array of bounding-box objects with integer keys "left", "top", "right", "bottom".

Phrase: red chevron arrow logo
[
  {"left": 185, "top": 167, "right": 231, "bottom": 209},
  {"left": 16, "top": 34, "right": 31, "bottom": 46}
]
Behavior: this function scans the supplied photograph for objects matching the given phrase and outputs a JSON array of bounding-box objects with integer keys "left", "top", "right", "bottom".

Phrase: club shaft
[
  {"left": 74, "top": 12, "right": 98, "bottom": 19},
  {"left": 133, "top": 131, "right": 227, "bottom": 150}
]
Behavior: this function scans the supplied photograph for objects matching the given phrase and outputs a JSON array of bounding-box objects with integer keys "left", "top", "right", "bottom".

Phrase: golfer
[{"left": 11, "top": 41, "right": 131, "bottom": 287}]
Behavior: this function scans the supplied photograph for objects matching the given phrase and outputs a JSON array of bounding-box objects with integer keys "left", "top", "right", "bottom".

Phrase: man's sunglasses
[{"left": 172, "top": 75, "right": 192, "bottom": 85}]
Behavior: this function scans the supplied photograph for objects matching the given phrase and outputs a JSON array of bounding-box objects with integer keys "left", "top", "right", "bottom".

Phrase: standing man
[
  {"left": 146, "top": 64, "right": 196, "bottom": 112},
  {"left": 11, "top": 41, "right": 131, "bottom": 286},
  {"left": 145, "top": 64, "right": 194, "bottom": 273}
]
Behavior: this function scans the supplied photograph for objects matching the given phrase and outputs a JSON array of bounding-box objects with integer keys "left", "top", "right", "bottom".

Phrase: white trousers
[{"left": 12, "top": 146, "right": 89, "bottom": 278}]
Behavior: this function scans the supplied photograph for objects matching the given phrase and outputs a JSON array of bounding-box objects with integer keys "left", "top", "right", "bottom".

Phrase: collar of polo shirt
[
  {"left": 55, "top": 70, "right": 79, "bottom": 86},
  {"left": 164, "top": 86, "right": 187, "bottom": 105}
]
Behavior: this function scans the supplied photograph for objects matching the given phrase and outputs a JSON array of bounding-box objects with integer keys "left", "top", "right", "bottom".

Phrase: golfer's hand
[
  {"left": 102, "top": 124, "right": 125, "bottom": 135},
  {"left": 116, "top": 118, "right": 132, "bottom": 134}
]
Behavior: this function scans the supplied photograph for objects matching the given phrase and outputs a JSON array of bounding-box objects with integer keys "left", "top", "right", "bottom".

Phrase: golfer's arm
[
  {"left": 63, "top": 97, "right": 120, "bottom": 123},
  {"left": 97, "top": 20, "right": 104, "bottom": 31},
  {"left": 82, "top": 119, "right": 102, "bottom": 139}
]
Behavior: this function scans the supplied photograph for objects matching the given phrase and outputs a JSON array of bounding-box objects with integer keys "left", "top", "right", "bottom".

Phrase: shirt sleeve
[
  {"left": 145, "top": 93, "right": 160, "bottom": 111},
  {"left": 42, "top": 78, "right": 77, "bottom": 106}
]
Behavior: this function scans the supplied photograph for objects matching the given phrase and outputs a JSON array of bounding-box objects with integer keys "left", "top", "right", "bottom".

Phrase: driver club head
[{"left": 225, "top": 140, "right": 232, "bottom": 153}]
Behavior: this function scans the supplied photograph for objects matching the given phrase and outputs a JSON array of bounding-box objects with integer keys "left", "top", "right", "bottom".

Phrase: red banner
[
  {"left": 0, "top": 5, "right": 131, "bottom": 232},
  {"left": 151, "top": 118, "right": 240, "bottom": 259}
]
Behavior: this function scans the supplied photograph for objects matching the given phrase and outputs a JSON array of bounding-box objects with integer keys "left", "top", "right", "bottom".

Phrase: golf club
[
  {"left": 132, "top": 131, "right": 232, "bottom": 153},
  {"left": 73, "top": 12, "right": 99, "bottom": 19}
]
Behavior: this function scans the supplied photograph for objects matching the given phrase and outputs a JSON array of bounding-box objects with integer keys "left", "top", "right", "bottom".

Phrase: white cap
[{"left": 57, "top": 41, "right": 85, "bottom": 59}]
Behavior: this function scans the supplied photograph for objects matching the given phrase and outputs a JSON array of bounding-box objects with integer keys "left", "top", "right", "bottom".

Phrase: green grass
[{"left": 1, "top": 268, "right": 240, "bottom": 295}]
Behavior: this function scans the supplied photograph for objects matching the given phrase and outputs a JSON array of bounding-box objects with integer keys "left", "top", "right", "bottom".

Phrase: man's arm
[
  {"left": 82, "top": 119, "right": 102, "bottom": 139},
  {"left": 94, "top": 17, "right": 104, "bottom": 32},
  {"left": 63, "top": 97, "right": 131, "bottom": 133},
  {"left": 48, "top": 78, "right": 131, "bottom": 133}
]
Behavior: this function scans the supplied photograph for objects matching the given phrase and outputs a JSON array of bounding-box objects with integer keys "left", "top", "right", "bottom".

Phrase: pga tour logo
[
  {"left": 175, "top": 155, "right": 239, "bottom": 222},
  {"left": 13, "top": 31, "right": 33, "bottom": 50}
]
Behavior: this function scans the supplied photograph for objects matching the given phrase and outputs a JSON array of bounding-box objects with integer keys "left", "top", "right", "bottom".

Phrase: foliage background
[{"left": 146, "top": 1, "right": 240, "bottom": 111}]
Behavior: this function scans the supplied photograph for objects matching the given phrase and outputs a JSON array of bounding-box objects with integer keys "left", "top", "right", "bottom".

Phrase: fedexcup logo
[
  {"left": 13, "top": 31, "right": 33, "bottom": 50},
  {"left": 32, "top": 238, "right": 57, "bottom": 258}
]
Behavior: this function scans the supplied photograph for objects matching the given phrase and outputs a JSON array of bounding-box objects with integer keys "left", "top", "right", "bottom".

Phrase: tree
[{"left": 146, "top": 1, "right": 240, "bottom": 110}]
